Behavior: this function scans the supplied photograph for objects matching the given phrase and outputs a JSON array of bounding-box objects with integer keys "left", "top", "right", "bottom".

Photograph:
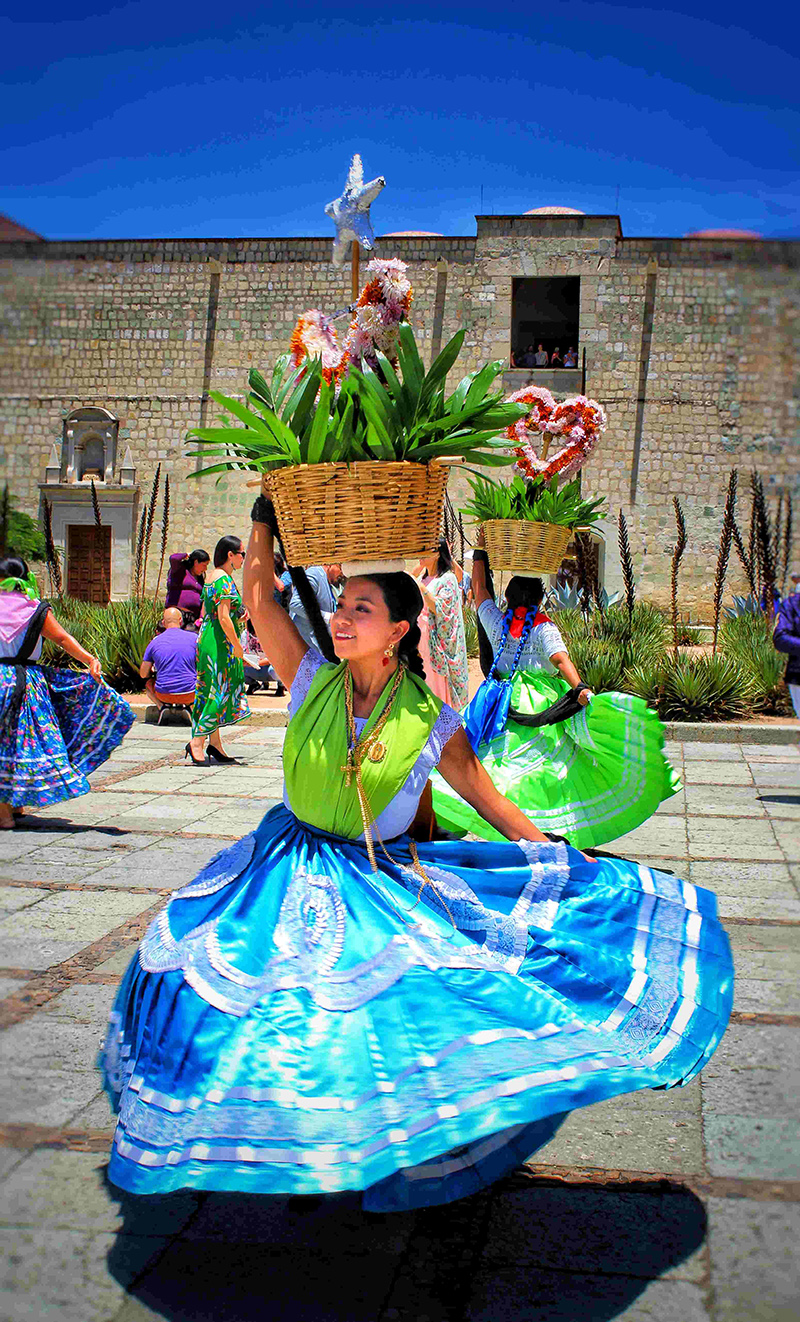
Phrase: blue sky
[{"left": 2, "top": 0, "right": 798, "bottom": 240}]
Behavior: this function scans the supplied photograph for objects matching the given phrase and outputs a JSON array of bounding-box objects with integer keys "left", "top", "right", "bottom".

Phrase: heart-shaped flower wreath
[{"left": 505, "top": 386, "right": 607, "bottom": 483}]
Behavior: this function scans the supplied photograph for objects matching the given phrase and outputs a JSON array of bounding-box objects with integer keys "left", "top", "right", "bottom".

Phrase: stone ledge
[{"left": 665, "top": 721, "right": 799, "bottom": 744}]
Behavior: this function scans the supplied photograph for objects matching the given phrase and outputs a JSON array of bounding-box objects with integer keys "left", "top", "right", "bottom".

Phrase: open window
[{"left": 511, "top": 277, "right": 580, "bottom": 368}]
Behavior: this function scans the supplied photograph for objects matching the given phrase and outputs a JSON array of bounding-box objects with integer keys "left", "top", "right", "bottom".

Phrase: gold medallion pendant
[{"left": 368, "top": 741, "right": 387, "bottom": 764}]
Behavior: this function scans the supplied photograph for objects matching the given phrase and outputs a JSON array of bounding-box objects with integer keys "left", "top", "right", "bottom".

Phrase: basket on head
[
  {"left": 483, "top": 520, "right": 572, "bottom": 576},
  {"left": 264, "top": 461, "right": 449, "bottom": 568}
]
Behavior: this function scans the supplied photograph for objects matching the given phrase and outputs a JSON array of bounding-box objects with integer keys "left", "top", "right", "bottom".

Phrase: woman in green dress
[{"left": 188, "top": 535, "right": 250, "bottom": 765}]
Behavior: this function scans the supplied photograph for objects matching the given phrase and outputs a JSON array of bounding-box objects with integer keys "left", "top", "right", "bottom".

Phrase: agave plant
[
  {"left": 720, "top": 612, "right": 788, "bottom": 712},
  {"left": 659, "top": 654, "right": 754, "bottom": 722},
  {"left": 548, "top": 582, "right": 622, "bottom": 613},
  {"left": 462, "top": 472, "right": 607, "bottom": 528},
  {"left": 723, "top": 593, "right": 763, "bottom": 618},
  {"left": 186, "top": 325, "right": 526, "bottom": 476}
]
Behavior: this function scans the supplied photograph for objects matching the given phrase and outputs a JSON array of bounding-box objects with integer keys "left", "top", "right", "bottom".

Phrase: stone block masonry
[{"left": 1, "top": 221, "right": 798, "bottom": 613}]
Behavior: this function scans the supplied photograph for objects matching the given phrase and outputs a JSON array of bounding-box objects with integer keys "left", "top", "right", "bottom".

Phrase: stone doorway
[{"left": 66, "top": 524, "right": 111, "bottom": 604}]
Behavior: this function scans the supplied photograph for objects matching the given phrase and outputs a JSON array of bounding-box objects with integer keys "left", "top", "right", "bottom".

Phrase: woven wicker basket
[
  {"left": 483, "top": 520, "right": 573, "bottom": 576},
  {"left": 263, "top": 461, "right": 448, "bottom": 568}
]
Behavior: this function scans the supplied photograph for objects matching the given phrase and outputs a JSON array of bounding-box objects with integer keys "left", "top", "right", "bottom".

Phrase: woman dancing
[
  {"left": 431, "top": 542, "right": 680, "bottom": 847},
  {"left": 100, "top": 501, "right": 731, "bottom": 1211},
  {"left": 187, "top": 535, "right": 250, "bottom": 766},
  {"left": 0, "top": 556, "right": 134, "bottom": 830}
]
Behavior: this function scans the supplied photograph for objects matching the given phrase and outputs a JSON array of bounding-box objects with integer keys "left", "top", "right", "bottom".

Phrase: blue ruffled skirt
[
  {"left": 101, "top": 805, "right": 733, "bottom": 1211},
  {"left": 0, "top": 664, "right": 135, "bottom": 808}
]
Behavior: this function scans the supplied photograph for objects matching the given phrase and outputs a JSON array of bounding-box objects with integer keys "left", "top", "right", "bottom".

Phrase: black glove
[
  {"left": 544, "top": 831, "right": 573, "bottom": 847},
  {"left": 251, "top": 495, "right": 279, "bottom": 536},
  {"left": 472, "top": 549, "right": 490, "bottom": 565}
]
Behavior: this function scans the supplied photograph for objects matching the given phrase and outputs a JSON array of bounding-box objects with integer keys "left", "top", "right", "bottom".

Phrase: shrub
[
  {"left": 719, "top": 613, "right": 789, "bottom": 714},
  {"left": 41, "top": 597, "right": 162, "bottom": 692},
  {"left": 659, "top": 654, "right": 753, "bottom": 722}
]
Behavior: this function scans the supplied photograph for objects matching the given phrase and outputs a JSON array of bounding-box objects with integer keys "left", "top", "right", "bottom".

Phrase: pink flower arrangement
[
  {"left": 289, "top": 258, "right": 414, "bottom": 381},
  {"left": 507, "top": 389, "right": 607, "bottom": 483}
]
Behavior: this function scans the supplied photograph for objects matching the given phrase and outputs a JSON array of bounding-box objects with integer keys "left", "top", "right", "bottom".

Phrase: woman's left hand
[
  {"left": 578, "top": 687, "right": 594, "bottom": 707},
  {"left": 87, "top": 656, "right": 103, "bottom": 682}
]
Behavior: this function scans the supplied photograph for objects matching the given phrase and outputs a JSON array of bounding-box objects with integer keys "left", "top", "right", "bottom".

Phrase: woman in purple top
[{"left": 165, "top": 549, "right": 209, "bottom": 623}]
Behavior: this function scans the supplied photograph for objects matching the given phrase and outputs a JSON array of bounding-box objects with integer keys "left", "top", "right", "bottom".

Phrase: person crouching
[{"left": 140, "top": 608, "right": 197, "bottom": 712}]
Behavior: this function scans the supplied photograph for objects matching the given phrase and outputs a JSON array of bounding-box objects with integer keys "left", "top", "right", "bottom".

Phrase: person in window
[
  {"left": 430, "top": 534, "right": 681, "bottom": 846},
  {"left": 563, "top": 346, "right": 578, "bottom": 368},
  {"left": 140, "top": 608, "right": 197, "bottom": 712},
  {"left": 165, "top": 549, "right": 210, "bottom": 625},
  {"left": 520, "top": 344, "right": 536, "bottom": 368},
  {"left": 550, "top": 347, "right": 563, "bottom": 368},
  {"left": 533, "top": 344, "right": 549, "bottom": 366}
]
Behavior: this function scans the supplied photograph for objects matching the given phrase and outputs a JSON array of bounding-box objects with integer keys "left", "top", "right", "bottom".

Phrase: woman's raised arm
[{"left": 242, "top": 504, "right": 308, "bottom": 689}]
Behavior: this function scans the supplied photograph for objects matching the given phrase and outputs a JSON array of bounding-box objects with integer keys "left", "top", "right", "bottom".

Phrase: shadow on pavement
[
  {"left": 13, "top": 817, "right": 130, "bottom": 835},
  {"left": 104, "top": 1171, "right": 706, "bottom": 1321}
]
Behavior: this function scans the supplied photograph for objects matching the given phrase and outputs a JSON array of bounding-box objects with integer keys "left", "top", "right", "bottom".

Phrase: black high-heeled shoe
[
  {"left": 184, "top": 743, "right": 209, "bottom": 766},
  {"left": 206, "top": 745, "right": 239, "bottom": 765}
]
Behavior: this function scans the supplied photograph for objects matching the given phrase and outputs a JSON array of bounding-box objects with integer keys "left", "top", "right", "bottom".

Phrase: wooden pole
[{"left": 351, "top": 241, "right": 360, "bottom": 304}]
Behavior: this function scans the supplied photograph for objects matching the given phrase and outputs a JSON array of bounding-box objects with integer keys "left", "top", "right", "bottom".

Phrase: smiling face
[{"left": 331, "top": 577, "right": 410, "bottom": 662}]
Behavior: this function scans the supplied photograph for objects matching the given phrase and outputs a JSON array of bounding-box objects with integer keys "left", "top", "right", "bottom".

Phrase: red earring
[{"left": 383, "top": 645, "right": 395, "bottom": 667}]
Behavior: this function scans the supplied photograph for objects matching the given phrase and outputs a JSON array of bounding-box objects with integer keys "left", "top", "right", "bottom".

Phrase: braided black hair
[
  {"left": 363, "top": 572, "right": 426, "bottom": 679},
  {"left": 251, "top": 495, "right": 337, "bottom": 662}
]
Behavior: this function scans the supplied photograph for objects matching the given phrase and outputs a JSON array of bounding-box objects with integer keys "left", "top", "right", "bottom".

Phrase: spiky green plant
[
  {"left": 712, "top": 469, "right": 738, "bottom": 654},
  {"left": 463, "top": 473, "right": 607, "bottom": 528},
  {"left": 670, "top": 497, "right": 687, "bottom": 659},
  {"left": 186, "top": 326, "right": 527, "bottom": 476}
]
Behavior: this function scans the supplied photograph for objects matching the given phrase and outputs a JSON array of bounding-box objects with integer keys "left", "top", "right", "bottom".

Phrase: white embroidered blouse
[
  {"left": 282, "top": 649, "right": 463, "bottom": 839},
  {"left": 477, "top": 600, "right": 566, "bottom": 676}
]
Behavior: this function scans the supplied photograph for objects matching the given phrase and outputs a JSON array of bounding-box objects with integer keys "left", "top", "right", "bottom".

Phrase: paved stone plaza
[{"left": 0, "top": 721, "right": 798, "bottom": 1321}]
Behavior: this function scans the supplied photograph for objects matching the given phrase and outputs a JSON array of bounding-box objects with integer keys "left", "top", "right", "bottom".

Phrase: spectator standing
[
  {"left": 188, "top": 535, "right": 250, "bottom": 765},
  {"left": 140, "top": 608, "right": 197, "bottom": 712},
  {"left": 273, "top": 552, "right": 292, "bottom": 610},
  {"left": 520, "top": 344, "right": 536, "bottom": 368},
  {"left": 564, "top": 346, "right": 578, "bottom": 367},
  {"left": 413, "top": 541, "right": 470, "bottom": 711},
  {"left": 533, "top": 344, "right": 549, "bottom": 367},
  {"left": 773, "top": 571, "right": 800, "bottom": 717},
  {"left": 289, "top": 564, "right": 343, "bottom": 648},
  {"left": 165, "top": 549, "right": 210, "bottom": 625},
  {"left": 550, "top": 347, "right": 563, "bottom": 367}
]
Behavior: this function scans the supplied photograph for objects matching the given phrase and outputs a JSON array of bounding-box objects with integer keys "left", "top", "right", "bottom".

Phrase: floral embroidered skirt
[
  {"left": 432, "top": 670, "right": 682, "bottom": 849},
  {"left": 0, "top": 664, "right": 134, "bottom": 809},
  {"left": 100, "top": 805, "right": 732, "bottom": 1211}
]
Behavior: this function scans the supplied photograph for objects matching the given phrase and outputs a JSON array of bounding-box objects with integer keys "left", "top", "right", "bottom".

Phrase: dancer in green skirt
[{"left": 431, "top": 542, "right": 681, "bottom": 847}]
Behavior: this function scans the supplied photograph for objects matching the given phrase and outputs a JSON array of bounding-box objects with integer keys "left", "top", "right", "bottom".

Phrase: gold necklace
[{"left": 342, "top": 664, "right": 404, "bottom": 869}]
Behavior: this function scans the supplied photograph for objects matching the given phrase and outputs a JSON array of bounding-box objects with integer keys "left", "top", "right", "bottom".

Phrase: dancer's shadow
[
  {"left": 14, "top": 816, "right": 130, "bottom": 836},
  {"left": 104, "top": 1169, "right": 706, "bottom": 1321}
]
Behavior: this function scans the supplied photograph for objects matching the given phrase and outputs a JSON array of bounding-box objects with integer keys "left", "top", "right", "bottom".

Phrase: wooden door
[{"left": 66, "top": 525, "right": 111, "bottom": 603}]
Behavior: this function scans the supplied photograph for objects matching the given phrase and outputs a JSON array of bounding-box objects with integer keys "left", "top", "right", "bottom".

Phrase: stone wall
[{"left": 1, "top": 221, "right": 798, "bottom": 615}]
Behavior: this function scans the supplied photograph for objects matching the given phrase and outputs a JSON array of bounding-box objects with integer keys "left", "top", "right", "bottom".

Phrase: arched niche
[{"left": 62, "top": 407, "right": 119, "bottom": 483}]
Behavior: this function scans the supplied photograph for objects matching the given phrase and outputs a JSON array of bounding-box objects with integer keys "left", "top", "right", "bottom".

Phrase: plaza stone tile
[
  {"left": 686, "top": 817, "right": 782, "bottom": 861},
  {"left": 684, "top": 784, "right": 766, "bottom": 817},
  {"left": 112, "top": 769, "right": 212, "bottom": 793},
  {"left": 0, "top": 975, "right": 28, "bottom": 999},
  {"left": 528, "top": 1095, "right": 703, "bottom": 1176},
  {"left": 749, "top": 763, "right": 800, "bottom": 788},
  {"left": 604, "top": 816, "right": 688, "bottom": 859},
  {"left": 0, "top": 885, "right": 49, "bottom": 917},
  {"left": 0, "top": 1149, "right": 199, "bottom": 1233},
  {"left": 654, "top": 789, "right": 686, "bottom": 815},
  {"left": 0, "top": 857, "right": 112, "bottom": 885},
  {"left": 681, "top": 760, "right": 754, "bottom": 785},
  {"left": 93, "top": 939, "right": 142, "bottom": 975},
  {"left": 0, "top": 1069, "right": 101, "bottom": 1129},
  {"left": 185, "top": 804, "right": 281, "bottom": 836},
  {"left": 704, "top": 1115, "right": 800, "bottom": 1179},
  {"left": 478, "top": 1181, "right": 706, "bottom": 1282},
  {"left": 68, "top": 1088, "right": 116, "bottom": 1132},
  {"left": 0, "top": 1226, "right": 173, "bottom": 1322},
  {"left": 681, "top": 743, "right": 744, "bottom": 760},
  {"left": 741, "top": 741, "right": 800, "bottom": 758},
  {"left": 464, "top": 1268, "right": 710, "bottom": 1321},
  {"left": 0, "top": 830, "right": 67, "bottom": 859},
  {"left": 707, "top": 1198, "right": 800, "bottom": 1322},
  {"left": 770, "top": 818, "right": 800, "bottom": 861},
  {"left": 0, "top": 888, "right": 156, "bottom": 971}
]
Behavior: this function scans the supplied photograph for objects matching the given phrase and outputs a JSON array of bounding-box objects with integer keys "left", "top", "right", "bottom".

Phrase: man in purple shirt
[{"left": 140, "top": 608, "right": 198, "bottom": 710}]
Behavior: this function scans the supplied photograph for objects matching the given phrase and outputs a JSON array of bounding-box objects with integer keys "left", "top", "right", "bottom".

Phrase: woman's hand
[
  {"left": 578, "top": 687, "right": 593, "bottom": 706},
  {"left": 231, "top": 640, "right": 244, "bottom": 662},
  {"left": 87, "top": 656, "right": 103, "bottom": 682},
  {"left": 438, "top": 728, "right": 549, "bottom": 843}
]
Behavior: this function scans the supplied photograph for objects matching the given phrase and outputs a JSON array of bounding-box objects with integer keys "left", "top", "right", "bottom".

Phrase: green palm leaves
[
  {"left": 462, "top": 473, "right": 607, "bottom": 528},
  {"left": 186, "top": 326, "right": 526, "bottom": 477}
]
